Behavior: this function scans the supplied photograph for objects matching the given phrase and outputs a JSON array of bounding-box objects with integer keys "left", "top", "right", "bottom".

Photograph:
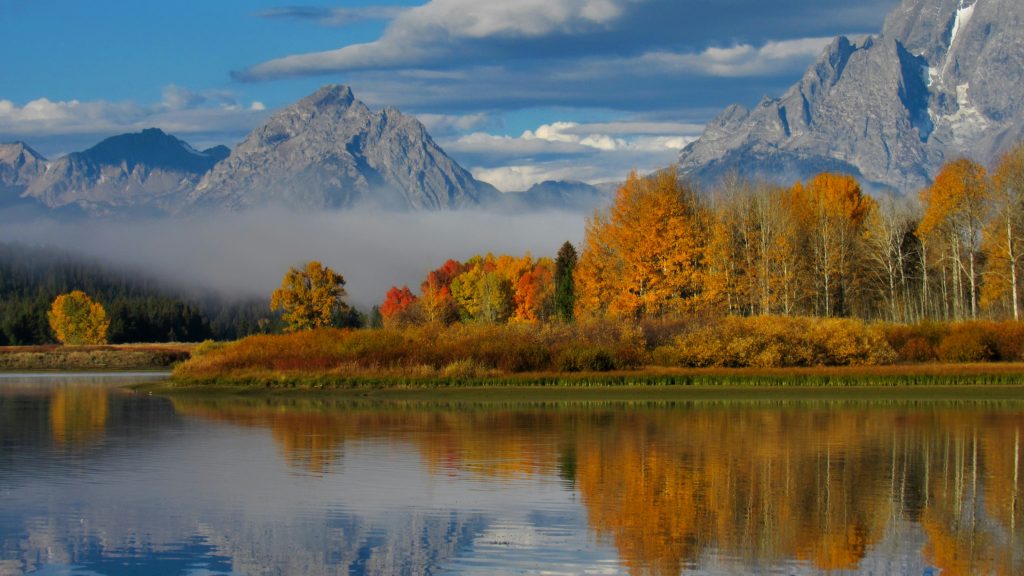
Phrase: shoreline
[
  {"left": 146, "top": 362, "right": 1024, "bottom": 398},
  {"left": 133, "top": 382, "right": 1024, "bottom": 403},
  {"left": 0, "top": 343, "right": 193, "bottom": 372}
]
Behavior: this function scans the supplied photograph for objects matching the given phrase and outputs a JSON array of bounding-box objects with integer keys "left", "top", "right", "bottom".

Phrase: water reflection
[
  {"left": 48, "top": 388, "right": 109, "bottom": 447},
  {"left": 172, "top": 398, "right": 1024, "bottom": 575},
  {"left": 2, "top": 378, "right": 1023, "bottom": 575}
]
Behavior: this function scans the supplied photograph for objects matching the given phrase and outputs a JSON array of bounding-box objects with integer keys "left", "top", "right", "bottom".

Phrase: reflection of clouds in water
[
  {"left": 2, "top": 395, "right": 615, "bottom": 575},
  {"left": 0, "top": 209, "right": 585, "bottom": 308}
]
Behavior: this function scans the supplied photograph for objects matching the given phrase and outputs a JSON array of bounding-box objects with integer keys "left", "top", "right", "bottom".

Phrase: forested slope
[{"left": 0, "top": 243, "right": 272, "bottom": 345}]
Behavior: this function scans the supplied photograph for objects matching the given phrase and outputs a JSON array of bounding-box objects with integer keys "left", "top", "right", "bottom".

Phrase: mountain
[
  {"left": 23, "top": 128, "right": 228, "bottom": 216},
  {"left": 187, "top": 85, "right": 499, "bottom": 211},
  {"left": 0, "top": 142, "right": 47, "bottom": 206},
  {"left": 678, "top": 0, "right": 1024, "bottom": 192},
  {"left": 486, "top": 180, "right": 614, "bottom": 212}
]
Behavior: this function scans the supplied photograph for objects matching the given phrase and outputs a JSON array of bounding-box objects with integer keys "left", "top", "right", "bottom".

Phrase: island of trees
[{"left": 173, "top": 144, "right": 1024, "bottom": 385}]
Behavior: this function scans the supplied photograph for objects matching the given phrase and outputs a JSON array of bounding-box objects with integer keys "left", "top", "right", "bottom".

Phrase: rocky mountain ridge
[
  {"left": 678, "top": 0, "right": 1024, "bottom": 192},
  {"left": 0, "top": 142, "right": 47, "bottom": 205},
  {"left": 187, "top": 85, "right": 498, "bottom": 211},
  {"left": 19, "top": 129, "right": 228, "bottom": 216}
]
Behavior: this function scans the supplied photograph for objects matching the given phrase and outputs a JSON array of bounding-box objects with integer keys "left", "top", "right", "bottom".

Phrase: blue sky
[{"left": 0, "top": 0, "right": 901, "bottom": 190}]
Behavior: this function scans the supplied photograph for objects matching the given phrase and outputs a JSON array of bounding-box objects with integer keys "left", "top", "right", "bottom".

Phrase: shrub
[
  {"left": 982, "top": 321, "right": 1024, "bottom": 361},
  {"left": 883, "top": 322, "right": 946, "bottom": 363},
  {"left": 655, "top": 316, "right": 895, "bottom": 368},
  {"left": 441, "top": 359, "right": 488, "bottom": 378},
  {"left": 936, "top": 326, "right": 993, "bottom": 363},
  {"left": 556, "top": 346, "right": 616, "bottom": 372},
  {"left": 174, "top": 320, "right": 649, "bottom": 379},
  {"left": 898, "top": 337, "right": 936, "bottom": 363}
]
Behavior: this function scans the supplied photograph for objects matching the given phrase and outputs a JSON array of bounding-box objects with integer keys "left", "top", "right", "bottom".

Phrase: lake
[{"left": 1, "top": 374, "right": 1022, "bottom": 575}]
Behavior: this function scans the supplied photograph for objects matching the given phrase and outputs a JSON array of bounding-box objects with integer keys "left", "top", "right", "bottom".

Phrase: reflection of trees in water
[
  {"left": 49, "top": 388, "right": 108, "bottom": 447},
  {"left": 176, "top": 399, "right": 1024, "bottom": 575}
]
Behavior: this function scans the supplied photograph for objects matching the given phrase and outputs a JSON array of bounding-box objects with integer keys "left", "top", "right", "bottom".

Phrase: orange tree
[{"left": 575, "top": 170, "right": 707, "bottom": 319}]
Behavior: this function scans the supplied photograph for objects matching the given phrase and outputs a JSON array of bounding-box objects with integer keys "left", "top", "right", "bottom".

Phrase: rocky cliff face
[
  {"left": 22, "top": 129, "right": 227, "bottom": 215},
  {"left": 187, "top": 85, "right": 498, "bottom": 212},
  {"left": 678, "top": 0, "right": 1024, "bottom": 192},
  {"left": 0, "top": 142, "right": 47, "bottom": 205}
]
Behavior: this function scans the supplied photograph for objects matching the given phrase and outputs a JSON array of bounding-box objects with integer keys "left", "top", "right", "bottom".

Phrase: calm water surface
[{"left": 1, "top": 375, "right": 1023, "bottom": 575}]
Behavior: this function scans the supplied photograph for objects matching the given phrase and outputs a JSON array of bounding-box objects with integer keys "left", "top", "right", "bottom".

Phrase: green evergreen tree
[{"left": 554, "top": 241, "right": 578, "bottom": 322}]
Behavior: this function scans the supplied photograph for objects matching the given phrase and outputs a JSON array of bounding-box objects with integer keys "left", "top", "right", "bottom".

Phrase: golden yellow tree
[
  {"left": 575, "top": 170, "right": 706, "bottom": 319},
  {"left": 450, "top": 255, "right": 489, "bottom": 321},
  {"left": 48, "top": 290, "right": 110, "bottom": 345},
  {"left": 788, "top": 173, "right": 874, "bottom": 317},
  {"left": 983, "top": 144, "right": 1024, "bottom": 319},
  {"left": 270, "top": 261, "right": 348, "bottom": 332},
  {"left": 917, "top": 158, "right": 991, "bottom": 319}
]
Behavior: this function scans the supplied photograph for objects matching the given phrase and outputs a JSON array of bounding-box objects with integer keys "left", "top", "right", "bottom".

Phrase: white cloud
[
  {"left": 635, "top": 36, "right": 834, "bottom": 77},
  {"left": 454, "top": 119, "right": 697, "bottom": 190},
  {"left": 472, "top": 165, "right": 590, "bottom": 192},
  {"left": 0, "top": 87, "right": 268, "bottom": 150},
  {"left": 416, "top": 112, "right": 498, "bottom": 135},
  {"left": 239, "top": 0, "right": 633, "bottom": 80},
  {"left": 521, "top": 121, "right": 695, "bottom": 152},
  {"left": 0, "top": 98, "right": 141, "bottom": 135},
  {"left": 448, "top": 132, "right": 589, "bottom": 157},
  {"left": 549, "top": 36, "right": 834, "bottom": 83}
]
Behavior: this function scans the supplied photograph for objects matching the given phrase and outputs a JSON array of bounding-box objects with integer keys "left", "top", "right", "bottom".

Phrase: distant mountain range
[
  {"left": 679, "top": 0, "right": 1024, "bottom": 192},
  {"left": 10, "top": 0, "right": 1008, "bottom": 211},
  {"left": 0, "top": 86, "right": 606, "bottom": 217}
]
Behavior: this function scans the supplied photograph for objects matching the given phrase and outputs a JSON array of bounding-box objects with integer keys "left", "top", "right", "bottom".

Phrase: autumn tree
[
  {"left": 862, "top": 194, "right": 921, "bottom": 322},
  {"left": 983, "top": 143, "right": 1024, "bottom": 319},
  {"left": 574, "top": 210, "right": 620, "bottom": 318},
  {"left": 575, "top": 170, "right": 706, "bottom": 319},
  {"left": 380, "top": 285, "right": 421, "bottom": 327},
  {"left": 917, "top": 158, "right": 991, "bottom": 319},
  {"left": 514, "top": 258, "right": 555, "bottom": 322},
  {"left": 270, "top": 261, "right": 348, "bottom": 332},
  {"left": 450, "top": 256, "right": 489, "bottom": 321},
  {"left": 420, "top": 259, "right": 462, "bottom": 325},
  {"left": 553, "top": 242, "right": 578, "bottom": 322},
  {"left": 48, "top": 290, "right": 110, "bottom": 345},
  {"left": 704, "top": 176, "right": 755, "bottom": 315},
  {"left": 788, "top": 173, "right": 874, "bottom": 317},
  {"left": 448, "top": 254, "right": 519, "bottom": 323}
]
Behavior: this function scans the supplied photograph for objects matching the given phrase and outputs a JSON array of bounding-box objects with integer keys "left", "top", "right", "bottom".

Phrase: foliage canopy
[
  {"left": 270, "top": 261, "right": 348, "bottom": 332},
  {"left": 48, "top": 290, "right": 110, "bottom": 345}
]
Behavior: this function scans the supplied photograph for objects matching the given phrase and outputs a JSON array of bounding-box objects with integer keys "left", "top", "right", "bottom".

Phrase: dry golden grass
[{"left": 0, "top": 343, "right": 194, "bottom": 371}]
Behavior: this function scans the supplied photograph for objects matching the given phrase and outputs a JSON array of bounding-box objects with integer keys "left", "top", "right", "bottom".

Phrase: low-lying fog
[{"left": 1, "top": 208, "right": 586, "bottom": 309}]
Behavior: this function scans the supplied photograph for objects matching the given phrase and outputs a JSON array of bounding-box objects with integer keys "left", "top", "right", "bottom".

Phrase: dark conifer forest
[{"left": 0, "top": 243, "right": 275, "bottom": 345}]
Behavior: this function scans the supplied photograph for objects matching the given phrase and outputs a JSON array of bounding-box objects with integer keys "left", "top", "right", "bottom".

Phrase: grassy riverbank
[
  {"left": 157, "top": 363, "right": 1024, "bottom": 397},
  {"left": 0, "top": 343, "right": 193, "bottom": 371},
  {"left": 163, "top": 319, "right": 1024, "bottom": 393}
]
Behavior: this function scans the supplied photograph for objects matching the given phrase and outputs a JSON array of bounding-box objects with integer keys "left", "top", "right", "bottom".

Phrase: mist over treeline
[
  {"left": 0, "top": 209, "right": 584, "bottom": 344},
  {"left": 0, "top": 208, "right": 585, "bottom": 307},
  {"left": 0, "top": 243, "right": 277, "bottom": 345}
]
